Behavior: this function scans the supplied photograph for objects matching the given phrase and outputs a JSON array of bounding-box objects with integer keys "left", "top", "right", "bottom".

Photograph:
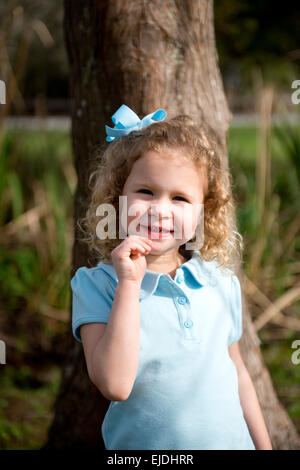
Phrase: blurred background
[{"left": 0, "top": 0, "right": 299, "bottom": 449}]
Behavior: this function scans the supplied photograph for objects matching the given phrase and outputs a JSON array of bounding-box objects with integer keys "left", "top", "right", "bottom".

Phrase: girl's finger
[
  {"left": 130, "top": 235, "right": 152, "bottom": 246},
  {"left": 126, "top": 237, "right": 150, "bottom": 251},
  {"left": 130, "top": 247, "right": 146, "bottom": 257},
  {"left": 126, "top": 242, "right": 147, "bottom": 254},
  {"left": 116, "top": 243, "right": 142, "bottom": 258},
  {"left": 136, "top": 237, "right": 152, "bottom": 248},
  {"left": 131, "top": 246, "right": 145, "bottom": 253},
  {"left": 140, "top": 239, "right": 152, "bottom": 249}
]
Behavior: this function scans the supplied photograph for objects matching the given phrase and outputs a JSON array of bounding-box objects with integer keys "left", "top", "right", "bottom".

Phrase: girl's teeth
[
  {"left": 143, "top": 225, "right": 172, "bottom": 233},
  {"left": 149, "top": 227, "right": 170, "bottom": 233}
]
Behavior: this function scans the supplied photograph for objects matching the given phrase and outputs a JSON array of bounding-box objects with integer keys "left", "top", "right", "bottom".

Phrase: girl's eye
[
  {"left": 173, "top": 196, "right": 188, "bottom": 202},
  {"left": 137, "top": 189, "right": 152, "bottom": 195},
  {"left": 137, "top": 190, "right": 188, "bottom": 202}
]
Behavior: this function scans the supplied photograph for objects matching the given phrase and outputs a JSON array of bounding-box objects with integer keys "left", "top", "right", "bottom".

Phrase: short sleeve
[
  {"left": 228, "top": 275, "right": 243, "bottom": 345},
  {"left": 71, "top": 266, "right": 115, "bottom": 343}
]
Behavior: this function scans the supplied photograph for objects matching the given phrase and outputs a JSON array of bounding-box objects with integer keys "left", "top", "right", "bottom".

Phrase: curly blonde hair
[{"left": 77, "top": 115, "right": 243, "bottom": 273}]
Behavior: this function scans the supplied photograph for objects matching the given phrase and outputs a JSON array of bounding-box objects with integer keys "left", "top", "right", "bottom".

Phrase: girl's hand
[{"left": 111, "top": 235, "right": 153, "bottom": 285}]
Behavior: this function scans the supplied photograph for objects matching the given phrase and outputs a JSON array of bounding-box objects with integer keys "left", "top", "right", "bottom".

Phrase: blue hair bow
[{"left": 105, "top": 104, "right": 167, "bottom": 142}]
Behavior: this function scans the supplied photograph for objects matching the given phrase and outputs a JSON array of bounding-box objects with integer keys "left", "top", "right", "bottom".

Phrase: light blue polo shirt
[{"left": 71, "top": 250, "right": 256, "bottom": 450}]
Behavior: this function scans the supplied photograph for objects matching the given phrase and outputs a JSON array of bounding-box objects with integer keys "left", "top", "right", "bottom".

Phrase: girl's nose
[{"left": 149, "top": 201, "right": 173, "bottom": 222}]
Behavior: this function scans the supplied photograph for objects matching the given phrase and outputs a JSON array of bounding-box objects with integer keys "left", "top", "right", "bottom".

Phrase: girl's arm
[
  {"left": 229, "top": 341, "right": 273, "bottom": 450},
  {"left": 81, "top": 280, "right": 141, "bottom": 402}
]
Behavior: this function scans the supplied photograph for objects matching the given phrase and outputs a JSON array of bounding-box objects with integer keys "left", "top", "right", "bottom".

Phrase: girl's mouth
[{"left": 140, "top": 225, "right": 174, "bottom": 239}]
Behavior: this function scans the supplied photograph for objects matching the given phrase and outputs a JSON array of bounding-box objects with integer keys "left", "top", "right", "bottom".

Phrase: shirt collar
[{"left": 98, "top": 250, "right": 218, "bottom": 301}]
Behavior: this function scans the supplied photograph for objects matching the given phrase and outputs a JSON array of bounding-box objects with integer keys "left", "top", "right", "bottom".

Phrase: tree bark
[{"left": 44, "top": 0, "right": 300, "bottom": 449}]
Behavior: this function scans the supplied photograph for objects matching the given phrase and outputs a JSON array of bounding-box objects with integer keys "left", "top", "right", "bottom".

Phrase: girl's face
[{"left": 120, "top": 148, "right": 207, "bottom": 254}]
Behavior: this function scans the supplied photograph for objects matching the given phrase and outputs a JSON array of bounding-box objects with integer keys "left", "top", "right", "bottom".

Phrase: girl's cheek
[
  {"left": 173, "top": 205, "right": 199, "bottom": 241},
  {"left": 126, "top": 200, "right": 150, "bottom": 232}
]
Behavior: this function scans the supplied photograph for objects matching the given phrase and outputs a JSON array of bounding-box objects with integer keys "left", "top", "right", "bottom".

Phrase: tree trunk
[{"left": 44, "top": 0, "right": 300, "bottom": 449}]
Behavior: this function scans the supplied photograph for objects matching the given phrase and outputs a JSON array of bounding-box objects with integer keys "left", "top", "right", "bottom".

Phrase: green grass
[
  {"left": 228, "top": 126, "right": 258, "bottom": 163},
  {"left": 0, "top": 365, "right": 61, "bottom": 449}
]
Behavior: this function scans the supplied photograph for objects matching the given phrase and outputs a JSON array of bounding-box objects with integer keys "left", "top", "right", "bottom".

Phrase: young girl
[{"left": 71, "top": 104, "right": 272, "bottom": 450}]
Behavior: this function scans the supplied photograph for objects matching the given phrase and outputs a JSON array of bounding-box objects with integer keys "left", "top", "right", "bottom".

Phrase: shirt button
[
  {"left": 177, "top": 275, "right": 184, "bottom": 284},
  {"left": 184, "top": 319, "right": 193, "bottom": 328},
  {"left": 177, "top": 296, "right": 187, "bottom": 305}
]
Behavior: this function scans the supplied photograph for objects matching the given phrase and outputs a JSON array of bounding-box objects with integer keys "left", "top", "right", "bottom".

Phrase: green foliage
[
  {"left": 228, "top": 122, "right": 300, "bottom": 435},
  {"left": 273, "top": 121, "right": 300, "bottom": 188},
  {"left": 214, "top": 0, "right": 300, "bottom": 90},
  {"left": 0, "top": 365, "right": 61, "bottom": 449},
  {"left": 0, "top": 129, "right": 73, "bottom": 314}
]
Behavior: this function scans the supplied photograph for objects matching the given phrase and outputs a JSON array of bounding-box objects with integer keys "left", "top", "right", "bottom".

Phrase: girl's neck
[{"left": 145, "top": 251, "right": 188, "bottom": 279}]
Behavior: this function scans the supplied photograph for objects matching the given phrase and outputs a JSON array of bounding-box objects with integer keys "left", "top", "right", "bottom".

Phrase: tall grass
[
  {"left": 227, "top": 88, "right": 300, "bottom": 436},
  {"left": 0, "top": 128, "right": 75, "bottom": 448}
]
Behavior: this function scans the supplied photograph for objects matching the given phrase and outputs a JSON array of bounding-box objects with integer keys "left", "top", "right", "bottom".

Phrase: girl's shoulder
[
  {"left": 206, "top": 260, "right": 241, "bottom": 302},
  {"left": 70, "top": 261, "right": 117, "bottom": 343},
  {"left": 192, "top": 253, "right": 236, "bottom": 286},
  {"left": 198, "top": 260, "right": 242, "bottom": 319},
  {"left": 71, "top": 260, "right": 118, "bottom": 293},
  {"left": 211, "top": 260, "right": 235, "bottom": 278}
]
